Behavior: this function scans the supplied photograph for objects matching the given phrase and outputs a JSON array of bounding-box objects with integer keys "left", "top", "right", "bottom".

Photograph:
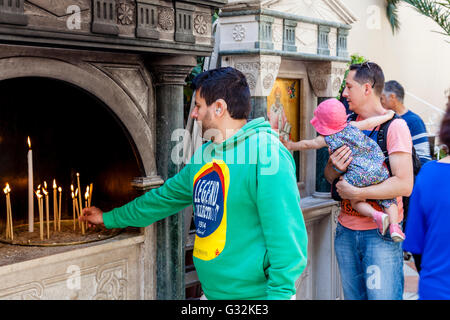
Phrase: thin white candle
[
  {"left": 36, "top": 186, "right": 43, "bottom": 241},
  {"left": 53, "top": 179, "right": 57, "bottom": 232},
  {"left": 76, "top": 173, "right": 85, "bottom": 235},
  {"left": 58, "top": 186, "right": 62, "bottom": 231},
  {"left": 43, "top": 183, "right": 49, "bottom": 239},
  {"left": 4, "top": 184, "right": 11, "bottom": 240},
  {"left": 27, "top": 137, "right": 34, "bottom": 232}
]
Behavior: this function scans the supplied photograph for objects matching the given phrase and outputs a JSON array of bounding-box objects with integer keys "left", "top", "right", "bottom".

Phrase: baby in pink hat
[{"left": 283, "top": 98, "right": 405, "bottom": 241}]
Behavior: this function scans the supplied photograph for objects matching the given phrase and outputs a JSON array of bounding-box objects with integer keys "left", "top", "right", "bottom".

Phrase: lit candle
[
  {"left": 53, "top": 179, "right": 57, "bottom": 232},
  {"left": 58, "top": 187, "right": 62, "bottom": 231},
  {"left": 36, "top": 189, "right": 43, "bottom": 241},
  {"left": 43, "top": 183, "right": 50, "bottom": 239},
  {"left": 76, "top": 173, "right": 84, "bottom": 235},
  {"left": 4, "top": 184, "right": 10, "bottom": 239},
  {"left": 27, "top": 137, "right": 34, "bottom": 233},
  {"left": 3, "top": 183, "right": 12, "bottom": 240},
  {"left": 85, "top": 186, "right": 89, "bottom": 208},
  {"left": 84, "top": 190, "right": 89, "bottom": 230},
  {"left": 8, "top": 184, "right": 13, "bottom": 241}
]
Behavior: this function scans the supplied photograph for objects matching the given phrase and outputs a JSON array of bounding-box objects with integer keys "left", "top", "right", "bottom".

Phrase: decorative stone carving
[
  {"left": 194, "top": 15, "right": 207, "bottom": 35},
  {"left": 307, "top": 61, "right": 347, "bottom": 98},
  {"left": 337, "top": 28, "right": 349, "bottom": 58},
  {"left": 244, "top": 73, "right": 256, "bottom": 90},
  {"left": 92, "top": 0, "right": 119, "bottom": 35},
  {"left": 232, "top": 24, "right": 246, "bottom": 41},
  {"left": 283, "top": 19, "right": 297, "bottom": 52},
  {"left": 93, "top": 260, "right": 128, "bottom": 300},
  {"left": 0, "top": 0, "right": 27, "bottom": 25},
  {"left": 174, "top": 2, "right": 195, "bottom": 43},
  {"left": 222, "top": 55, "right": 281, "bottom": 96},
  {"left": 158, "top": 7, "right": 174, "bottom": 31},
  {"left": 317, "top": 25, "right": 330, "bottom": 56},
  {"left": 136, "top": 2, "right": 159, "bottom": 40},
  {"left": 332, "top": 76, "right": 342, "bottom": 92},
  {"left": 256, "top": 15, "right": 274, "bottom": 50},
  {"left": 91, "top": 62, "right": 152, "bottom": 117},
  {"left": 0, "top": 256, "right": 132, "bottom": 300},
  {"left": 150, "top": 55, "right": 197, "bottom": 86},
  {"left": 118, "top": 2, "right": 134, "bottom": 25},
  {"left": 0, "top": 282, "right": 44, "bottom": 300},
  {"left": 263, "top": 73, "right": 274, "bottom": 90}
]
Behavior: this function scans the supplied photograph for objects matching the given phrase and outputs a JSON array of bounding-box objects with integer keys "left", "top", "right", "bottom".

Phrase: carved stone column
[
  {"left": 307, "top": 61, "right": 347, "bottom": 195},
  {"left": 148, "top": 55, "right": 197, "bottom": 300}
]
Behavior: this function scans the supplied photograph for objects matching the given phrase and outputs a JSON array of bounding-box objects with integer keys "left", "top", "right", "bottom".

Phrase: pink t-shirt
[{"left": 338, "top": 118, "right": 413, "bottom": 230}]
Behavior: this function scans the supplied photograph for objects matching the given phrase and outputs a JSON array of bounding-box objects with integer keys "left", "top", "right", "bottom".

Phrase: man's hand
[
  {"left": 324, "top": 145, "right": 353, "bottom": 184},
  {"left": 80, "top": 206, "right": 104, "bottom": 227},
  {"left": 336, "top": 177, "right": 364, "bottom": 201},
  {"left": 329, "top": 145, "right": 353, "bottom": 172}
]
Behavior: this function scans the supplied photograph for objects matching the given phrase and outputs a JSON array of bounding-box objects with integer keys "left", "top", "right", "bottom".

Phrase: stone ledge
[
  {"left": 300, "top": 195, "right": 338, "bottom": 222},
  {"left": 0, "top": 229, "right": 143, "bottom": 274}
]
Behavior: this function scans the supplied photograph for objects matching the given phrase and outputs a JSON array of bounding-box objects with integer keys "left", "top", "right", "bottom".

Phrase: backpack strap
[
  {"left": 376, "top": 114, "right": 401, "bottom": 177},
  {"left": 348, "top": 112, "right": 358, "bottom": 122}
]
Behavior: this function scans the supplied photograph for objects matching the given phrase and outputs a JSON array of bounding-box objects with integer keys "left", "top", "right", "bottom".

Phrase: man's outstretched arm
[{"left": 81, "top": 165, "right": 193, "bottom": 228}]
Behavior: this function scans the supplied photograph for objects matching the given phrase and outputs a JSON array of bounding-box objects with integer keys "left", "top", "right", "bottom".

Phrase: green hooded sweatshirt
[{"left": 102, "top": 117, "right": 308, "bottom": 300}]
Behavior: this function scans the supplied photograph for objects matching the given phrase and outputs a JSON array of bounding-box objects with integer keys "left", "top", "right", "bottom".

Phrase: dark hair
[
  {"left": 439, "top": 96, "right": 450, "bottom": 150},
  {"left": 384, "top": 80, "right": 405, "bottom": 102},
  {"left": 349, "top": 61, "right": 385, "bottom": 97},
  {"left": 191, "top": 67, "right": 251, "bottom": 120}
]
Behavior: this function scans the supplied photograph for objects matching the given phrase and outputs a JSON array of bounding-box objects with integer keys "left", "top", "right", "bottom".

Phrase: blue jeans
[{"left": 334, "top": 222, "right": 404, "bottom": 300}]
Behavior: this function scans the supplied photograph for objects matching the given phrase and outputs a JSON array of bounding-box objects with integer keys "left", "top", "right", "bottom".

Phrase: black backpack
[{"left": 331, "top": 113, "right": 421, "bottom": 222}]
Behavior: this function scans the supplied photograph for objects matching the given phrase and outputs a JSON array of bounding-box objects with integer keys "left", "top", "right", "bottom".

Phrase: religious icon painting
[{"left": 267, "top": 78, "right": 300, "bottom": 142}]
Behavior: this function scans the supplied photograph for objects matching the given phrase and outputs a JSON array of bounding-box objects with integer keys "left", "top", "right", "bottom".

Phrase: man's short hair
[
  {"left": 191, "top": 67, "right": 251, "bottom": 120},
  {"left": 384, "top": 80, "right": 405, "bottom": 103},
  {"left": 349, "top": 62, "right": 385, "bottom": 97}
]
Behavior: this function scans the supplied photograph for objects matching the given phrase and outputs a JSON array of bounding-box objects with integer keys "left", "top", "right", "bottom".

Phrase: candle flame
[
  {"left": 27, "top": 136, "right": 31, "bottom": 149},
  {"left": 43, "top": 189, "right": 48, "bottom": 196},
  {"left": 3, "top": 183, "right": 10, "bottom": 194},
  {"left": 36, "top": 190, "right": 42, "bottom": 199},
  {"left": 58, "top": 187, "right": 62, "bottom": 192},
  {"left": 71, "top": 184, "right": 74, "bottom": 192},
  {"left": 76, "top": 173, "right": 79, "bottom": 177},
  {"left": 71, "top": 192, "right": 74, "bottom": 199},
  {"left": 85, "top": 191, "right": 89, "bottom": 200},
  {"left": 53, "top": 179, "right": 56, "bottom": 189},
  {"left": 44, "top": 181, "right": 47, "bottom": 190},
  {"left": 75, "top": 188, "right": 78, "bottom": 197}
]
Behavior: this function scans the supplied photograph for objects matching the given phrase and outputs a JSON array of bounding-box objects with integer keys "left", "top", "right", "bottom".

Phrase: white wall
[{"left": 341, "top": 0, "right": 450, "bottom": 135}]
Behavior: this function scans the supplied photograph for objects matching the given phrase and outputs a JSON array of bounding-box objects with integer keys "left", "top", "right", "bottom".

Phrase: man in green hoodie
[{"left": 81, "top": 67, "right": 308, "bottom": 300}]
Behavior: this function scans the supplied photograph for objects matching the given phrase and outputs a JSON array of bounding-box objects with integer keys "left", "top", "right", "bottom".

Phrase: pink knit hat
[{"left": 310, "top": 98, "right": 348, "bottom": 135}]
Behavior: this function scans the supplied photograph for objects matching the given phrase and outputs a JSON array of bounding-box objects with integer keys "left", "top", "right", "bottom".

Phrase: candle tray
[{"left": 0, "top": 220, "right": 122, "bottom": 247}]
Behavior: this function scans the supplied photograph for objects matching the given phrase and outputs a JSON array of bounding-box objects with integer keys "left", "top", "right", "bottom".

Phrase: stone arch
[{"left": 0, "top": 56, "right": 156, "bottom": 177}]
